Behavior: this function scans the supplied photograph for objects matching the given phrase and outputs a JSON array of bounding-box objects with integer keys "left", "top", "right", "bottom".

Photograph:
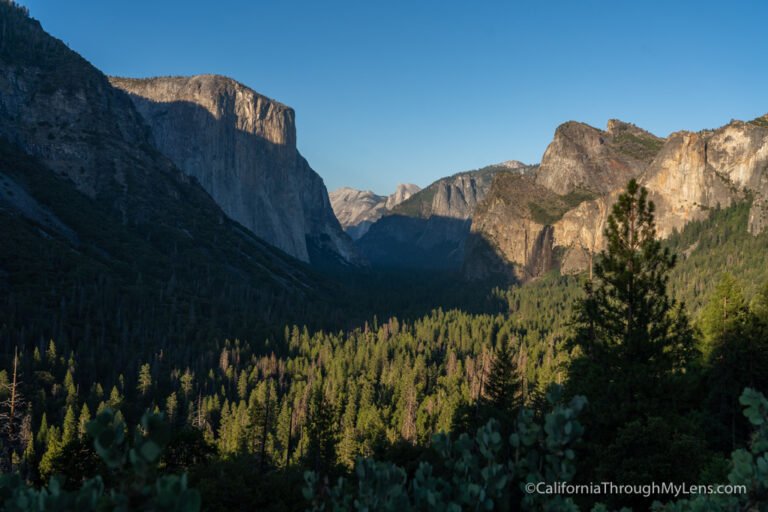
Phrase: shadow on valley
[
  {"left": 94, "top": 92, "right": 521, "bottom": 327},
  {"left": 329, "top": 213, "right": 520, "bottom": 323}
]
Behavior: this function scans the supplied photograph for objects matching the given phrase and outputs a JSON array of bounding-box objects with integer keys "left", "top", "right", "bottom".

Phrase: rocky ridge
[
  {"left": 330, "top": 183, "right": 420, "bottom": 239},
  {"left": 466, "top": 116, "right": 768, "bottom": 281},
  {"left": 536, "top": 119, "right": 664, "bottom": 196},
  {"left": 357, "top": 162, "right": 530, "bottom": 269}
]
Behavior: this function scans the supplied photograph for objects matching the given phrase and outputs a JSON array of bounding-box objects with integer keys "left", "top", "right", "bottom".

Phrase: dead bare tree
[{"left": 0, "top": 347, "right": 26, "bottom": 472}]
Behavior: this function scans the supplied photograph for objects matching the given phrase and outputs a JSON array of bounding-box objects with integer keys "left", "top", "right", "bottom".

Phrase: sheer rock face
[
  {"left": 429, "top": 174, "right": 492, "bottom": 219},
  {"left": 0, "top": 2, "right": 324, "bottom": 305},
  {"left": 109, "top": 75, "right": 362, "bottom": 266},
  {"left": 330, "top": 183, "right": 420, "bottom": 239},
  {"left": 536, "top": 119, "right": 664, "bottom": 195},
  {"left": 642, "top": 120, "right": 768, "bottom": 236},
  {"left": 466, "top": 116, "right": 768, "bottom": 281},
  {"left": 464, "top": 172, "right": 609, "bottom": 281},
  {"left": 390, "top": 163, "right": 519, "bottom": 220},
  {"left": 464, "top": 174, "right": 555, "bottom": 281}
]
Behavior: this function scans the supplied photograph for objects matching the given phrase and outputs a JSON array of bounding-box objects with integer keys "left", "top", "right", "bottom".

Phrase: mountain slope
[
  {"left": 0, "top": 2, "right": 341, "bottom": 349},
  {"left": 535, "top": 119, "right": 664, "bottom": 195},
  {"left": 330, "top": 183, "right": 420, "bottom": 239},
  {"left": 357, "top": 162, "right": 530, "bottom": 269},
  {"left": 463, "top": 173, "right": 597, "bottom": 281},
  {"left": 465, "top": 115, "right": 768, "bottom": 281},
  {"left": 642, "top": 116, "right": 768, "bottom": 236},
  {"left": 109, "top": 75, "right": 362, "bottom": 267}
]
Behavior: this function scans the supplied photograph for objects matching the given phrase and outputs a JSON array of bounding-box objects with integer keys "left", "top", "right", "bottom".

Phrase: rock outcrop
[
  {"left": 642, "top": 118, "right": 768, "bottom": 236},
  {"left": 109, "top": 75, "right": 361, "bottom": 266},
  {"left": 463, "top": 172, "right": 602, "bottom": 280},
  {"left": 330, "top": 183, "right": 420, "bottom": 239},
  {"left": 536, "top": 119, "right": 664, "bottom": 195},
  {"left": 465, "top": 116, "right": 768, "bottom": 281},
  {"left": 358, "top": 162, "right": 528, "bottom": 269}
]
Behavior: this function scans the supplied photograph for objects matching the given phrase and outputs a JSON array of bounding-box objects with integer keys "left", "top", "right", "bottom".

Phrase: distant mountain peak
[
  {"left": 330, "top": 183, "right": 420, "bottom": 239},
  {"left": 497, "top": 160, "right": 528, "bottom": 169}
]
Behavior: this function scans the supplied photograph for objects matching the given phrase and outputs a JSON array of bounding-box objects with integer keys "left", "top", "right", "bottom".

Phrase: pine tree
[
  {"left": 483, "top": 336, "right": 521, "bottom": 420},
  {"left": 45, "top": 340, "right": 57, "bottom": 366},
  {"left": 704, "top": 276, "right": 768, "bottom": 451},
  {"left": 247, "top": 388, "right": 266, "bottom": 457},
  {"left": 108, "top": 386, "right": 123, "bottom": 410},
  {"left": 36, "top": 413, "right": 49, "bottom": 446},
  {"left": 699, "top": 274, "right": 748, "bottom": 351},
  {"left": 750, "top": 283, "right": 768, "bottom": 321},
  {"left": 62, "top": 405, "right": 77, "bottom": 445},
  {"left": 77, "top": 404, "right": 91, "bottom": 440},
  {"left": 137, "top": 363, "right": 153, "bottom": 396},
  {"left": 0, "top": 347, "right": 25, "bottom": 472},
  {"left": 338, "top": 385, "right": 359, "bottom": 468},
  {"left": 305, "top": 384, "right": 337, "bottom": 474},
  {"left": 166, "top": 392, "right": 179, "bottom": 424},
  {"left": 566, "top": 179, "right": 702, "bottom": 502},
  {"left": 39, "top": 426, "right": 62, "bottom": 480},
  {"left": 237, "top": 371, "right": 248, "bottom": 400},
  {"left": 275, "top": 399, "right": 293, "bottom": 467},
  {"left": 180, "top": 369, "right": 194, "bottom": 399},
  {"left": 63, "top": 370, "right": 77, "bottom": 405}
]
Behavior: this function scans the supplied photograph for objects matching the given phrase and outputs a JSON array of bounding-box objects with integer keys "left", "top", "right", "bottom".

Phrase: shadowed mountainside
[{"left": 0, "top": 2, "right": 348, "bottom": 350}]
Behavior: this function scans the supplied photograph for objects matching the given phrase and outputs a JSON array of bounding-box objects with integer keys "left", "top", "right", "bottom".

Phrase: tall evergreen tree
[
  {"left": 77, "top": 404, "right": 91, "bottom": 440},
  {"left": 62, "top": 405, "right": 77, "bottom": 446},
  {"left": 566, "top": 180, "right": 703, "bottom": 504},
  {"left": 704, "top": 275, "right": 768, "bottom": 451},
  {"left": 483, "top": 336, "right": 521, "bottom": 420},
  {"left": 137, "top": 363, "right": 153, "bottom": 396},
  {"left": 305, "top": 384, "right": 337, "bottom": 475}
]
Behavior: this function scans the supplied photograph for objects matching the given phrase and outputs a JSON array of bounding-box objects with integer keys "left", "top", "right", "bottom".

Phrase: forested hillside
[
  {"left": 1, "top": 3, "right": 768, "bottom": 510},
  {"left": 3, "top": 186, "right": 767, "bottom": 510}
]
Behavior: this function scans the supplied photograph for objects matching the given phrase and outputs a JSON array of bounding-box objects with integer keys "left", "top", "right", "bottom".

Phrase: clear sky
[{"left": 17, "top": 0, "right": 768, "bottom": 194}]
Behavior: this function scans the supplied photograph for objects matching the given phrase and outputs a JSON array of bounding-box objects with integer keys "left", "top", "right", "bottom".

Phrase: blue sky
[{"left": 19, "top": 0, "right": 768, "bottom": 194}]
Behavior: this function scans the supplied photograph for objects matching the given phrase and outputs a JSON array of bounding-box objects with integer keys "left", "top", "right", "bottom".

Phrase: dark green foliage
[
  {"left": 305, "top": 385, "right": 337, "bottom": 475},
  {"left": 191, "top": 458, "right": 307, "bottom": 512},
  {"left": 703, "top": 276, "right": 768, "bottom": 452},
  {"left": 0, "top": 409, "right": 200, "bottom": 511},
  {"left": 566, "top": 180, "right": 702, "bottom": 508},
  {"left": 482, "top": 337, "right": 521, "bottom": 426},
  {"left": 304, "top": 389, "right": 768, "bottom": 511},
  {"left": 0, "top": 137, "right": 345, "bottom": 359},
  {"left": 528, "top": 188, "right": 596, "bottom": 225},
  {"left": 612, "top": 131, "right": 665, "bottom": 161},
  {"left": 653, "top": 388, "right": 768, "bottom": 511},
  {"left": 46, "top": 438, "right": 104, "bottom": 490},
  {"left": 304, "top": 389, "right": 588, "bottom": 512},
  {"left": 666, "top": 200, "right": 768, "bottom": 313}
]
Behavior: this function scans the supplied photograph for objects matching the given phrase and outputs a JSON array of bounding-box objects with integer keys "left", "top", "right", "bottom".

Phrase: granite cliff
[
  {"left": 642, "top": 117, "right": 768, "bottom": 236},
  {"left": 0, "top": 2, "right": 338, "bottom": 346},
  {"left": 329, "top": 183, "right": 420, "bottom": 239},
  {"left": 465, "top": 116, "right": 768, "bottom": 281},
  {"left": 536, "top": 119, "right": 664, "bottom": 195},
  {"left": 109, "top": 75, "right": 361, "bottom": 266}
]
